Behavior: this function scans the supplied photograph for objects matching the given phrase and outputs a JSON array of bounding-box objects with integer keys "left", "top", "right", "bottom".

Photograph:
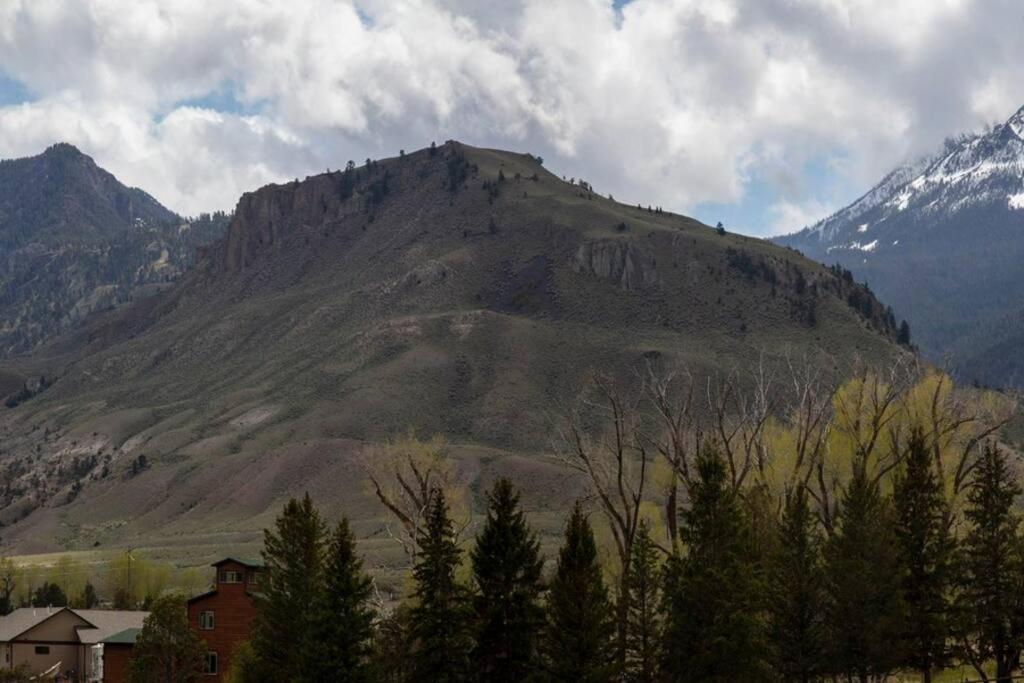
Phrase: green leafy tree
[
  {"left": 660, "top": 445, "right": 768, "bottom": 682},
  {"left": 541, "top": 502, "right": 615, "bottom": 683},
  {"left": 250, "top": 493, "right": 326, "bottom": 681},
  {"left": 893, "top": 429, "right": 955, "bottom": 682},
  {"left": 624, "top": 520, "right": 661, "bottom": 683},
  {"left": 824, "top": 465, "right": 905, "bottom": 682},
  {"left": 957, "top": 443, "right": 1024, "bottom": 683},
  {"left": 768, "top": 484, "right": 826, "bottom": 683},
  {"left": 126, "top": 593, "right": 205, "bottom": 683},
  {"left": 310, "top": 518, "right": 375, "bottom": 682},
  {"left": 470, "top": 478, "right": 544, "bottom": 682},
  {"left": 410, "top": 489, "right": 473, "bottom": 683},
  {"left": 224, "top": 641, "right": 260, "bottom": 683}
]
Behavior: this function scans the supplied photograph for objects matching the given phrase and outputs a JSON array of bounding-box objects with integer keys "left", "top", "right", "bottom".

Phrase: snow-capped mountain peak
[
  {"left": 773, "top": 103, "right": 1024, "bottom": 388},
  {"left": 788, "top": 103, "right": 1024, "bottom": 258}
]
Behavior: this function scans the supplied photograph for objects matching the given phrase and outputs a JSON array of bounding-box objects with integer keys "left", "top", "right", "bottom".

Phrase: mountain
[
  {"left": 0, "top": 141, "right": 905, "bottom": 560},
  {"left": 0, "top": 143, "right": 228, "bottom": 357},
  {"left": 777, "top": 105, "right": 1024, "bottom": 387}
]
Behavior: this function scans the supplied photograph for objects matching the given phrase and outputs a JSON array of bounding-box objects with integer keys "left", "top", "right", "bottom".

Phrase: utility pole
[{"left": 126, "top": 548, "right": 135, "bottom": 607}]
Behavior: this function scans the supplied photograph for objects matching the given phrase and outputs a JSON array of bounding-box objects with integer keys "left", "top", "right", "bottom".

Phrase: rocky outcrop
[
  {"left": 571, "top": 239, "right": 658, "bottom": 292},
  {"left": 223, "top": 172, "right": 359, "bottom": 272}
]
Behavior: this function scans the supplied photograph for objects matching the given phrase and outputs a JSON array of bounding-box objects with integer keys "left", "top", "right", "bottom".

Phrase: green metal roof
[{"left": 102, "top": 627, "right": 141, "bottom": 645}]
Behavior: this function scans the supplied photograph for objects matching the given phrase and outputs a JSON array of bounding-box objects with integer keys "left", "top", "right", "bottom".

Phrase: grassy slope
[{"left": 0, "top": 142, "right": 903, "bottom": 576}]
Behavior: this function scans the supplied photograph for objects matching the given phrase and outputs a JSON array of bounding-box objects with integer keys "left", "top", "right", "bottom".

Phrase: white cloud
[
  {"left": 0, "top": 97, "right": 313, "bottom": 214},
  {"left": 767, "top": 199, "right": 838, "bottom": 236},
  {"left": 0, "top": 0, "right": 1020, "bottom": 232}
]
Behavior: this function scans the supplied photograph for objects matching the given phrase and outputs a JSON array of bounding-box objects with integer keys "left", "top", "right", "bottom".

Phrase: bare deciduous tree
[
  {"left": 361, "top": 433, "right": 466, "bottom": 561},
  {"left": 557, "top": 376, "right": 651, "bottom": 673}
]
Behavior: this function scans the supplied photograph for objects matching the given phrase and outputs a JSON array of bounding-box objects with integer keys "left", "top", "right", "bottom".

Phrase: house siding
[
  {"left": 102, "top": 643, "right": 134, "bottom": 683},
  {"left": 188, "top": 561, "right": 261, "bottom": 681},
  {"left": 10, "top": 641, "right": 80, "bottom": 677}
]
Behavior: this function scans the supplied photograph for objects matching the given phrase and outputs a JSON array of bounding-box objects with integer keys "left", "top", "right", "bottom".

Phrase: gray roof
[
  {"left": 0, "top": 607, "right": 85, "bottom": 642},
  {"left": 74, "top": 610, "right": 149, "bottom": 644},
  {"left": 0, "top": 607, "right": 148, "bottom": 644}
]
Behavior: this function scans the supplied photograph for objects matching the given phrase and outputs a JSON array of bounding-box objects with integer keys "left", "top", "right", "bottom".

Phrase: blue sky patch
[
  {"left": 0, "top": 71, "right": 30, "bottom": 107},
  {"left": 172, "top": 81, "right": 260, "bottom": 117}
]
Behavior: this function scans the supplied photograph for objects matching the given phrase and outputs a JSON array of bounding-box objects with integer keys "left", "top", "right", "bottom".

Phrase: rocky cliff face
[
  {"left": 0, "top": 144, "right": 229, "bottom": 355},
  {"left": 571, "top": 239, "right": 659, "bottom": 291}
]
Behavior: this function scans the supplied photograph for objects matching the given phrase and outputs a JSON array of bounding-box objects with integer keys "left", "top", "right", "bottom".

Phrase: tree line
[
  {"left": 0, "top": 552, "right": 210, "bottom": 615},
  {"left": 105, "top": 360, "right": 1024, "bottom": 682},
  {"left": 207, "top": 428, "right": 1024, "bottom": 683}
]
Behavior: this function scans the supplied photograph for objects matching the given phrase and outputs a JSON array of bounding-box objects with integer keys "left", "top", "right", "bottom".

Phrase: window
[
  {"left": 34, "top": 645, "right": 50, "bottom": 655},
  {"left": 203, "top": 652, "right": 218, "bottom": 675},
  {"left": 219, "top": 570, "right": 242, "bottom": 584},
  {"left": 199, "top": 610, "right": 215, "bottom": 630}
]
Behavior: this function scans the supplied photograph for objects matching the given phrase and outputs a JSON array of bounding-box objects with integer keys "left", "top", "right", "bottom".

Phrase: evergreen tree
[
  {"left": 768, "top": 484, "right": 826, "bottom": 683},
  {"left": 958, "top": 443, "right": 1024, "bottom": 683},
  {"left": 542, "top": 502, "right": 615, "bottom": 683},
  {"left": 81, "top": 582, "right": 99, "bottom": 609},
  {"left": 823, "top": 465, "right": 905, "bottom": 682},
  {"left": 0, "top": 559, "right": 14, "bottom": 615},
  {"left": 893, "top": 429, "right": 954, "bottom": 682},
  {"left": 127, "top": 593, "right": 205, "bottom": 683},
  {"left": 660, "top": 445, "right": 768, "bottom": 682},
  {"left": 410, "top": 489, "right": 473, "bottom": 683},
  {"left": 309, "top": 518, "right": 375, "bottom": 683},
  {"left": 250, "top": 493, "right": 326, "bottom": 681},
  {"left": 897, "top": 320, "right": 912, "bottom": 346},
  {"left": 31, "top": 581, "right": 67, "bottom": 607},
  {"left": 470, "top": 478, "right": 544, "bottom": 683},
  {"left": 624, "top": 520, "right": 661, "bottom": 683}
]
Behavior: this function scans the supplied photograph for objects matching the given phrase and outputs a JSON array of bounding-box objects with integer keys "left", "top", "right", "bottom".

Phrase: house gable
[{"left": 11, "top": 609, "right": 95, "bottom": 644}]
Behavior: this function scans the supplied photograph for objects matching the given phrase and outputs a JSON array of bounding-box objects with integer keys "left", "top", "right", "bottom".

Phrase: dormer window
[{"left": 219, "top": 570, "right": 243, "bottom": 584}]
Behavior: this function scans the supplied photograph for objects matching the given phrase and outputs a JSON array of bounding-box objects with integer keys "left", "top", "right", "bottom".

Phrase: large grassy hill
[{"left": 0, "top": 141, "right": 904, "bottom": 570}]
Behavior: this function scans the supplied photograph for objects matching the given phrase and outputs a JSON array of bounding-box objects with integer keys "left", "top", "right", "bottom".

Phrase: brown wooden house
[{"left": 187, "top": 558, "right": 264, "bottom": 680}]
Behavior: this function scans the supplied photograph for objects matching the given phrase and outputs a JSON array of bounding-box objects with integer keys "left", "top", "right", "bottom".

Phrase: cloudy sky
[{"left": 0, "top": 0, "right": 1022, "bottom": 236}]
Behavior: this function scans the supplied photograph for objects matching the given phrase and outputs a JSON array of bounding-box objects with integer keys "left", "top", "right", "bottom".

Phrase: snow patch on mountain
[
  {"left": 1010, "top": 193, "right": 1024, "bottom": 210},
  {"left": 827, "top": 239, "right": 879, "bottom": 253},
  {"left": 1010, "top": 106, "right": 1024, "bottom": 141}
]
